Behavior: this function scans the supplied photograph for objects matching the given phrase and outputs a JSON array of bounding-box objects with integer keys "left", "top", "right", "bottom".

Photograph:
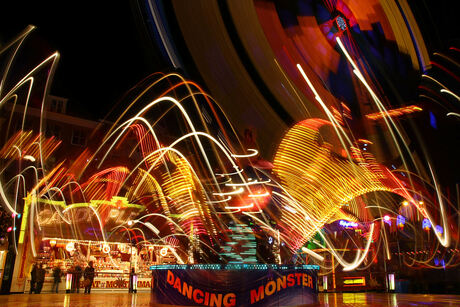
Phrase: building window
[
  {"left": 49, "top": 99, "right": 63, "bottom": 113},
  {"left": 71, "top": 129, "right": 86, "bottom": 146},
  {"left": 48, "top": 96, "right": 67, "bottom": 113}
]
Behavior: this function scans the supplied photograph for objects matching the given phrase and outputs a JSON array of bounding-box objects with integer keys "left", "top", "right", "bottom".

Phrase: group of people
[{"left": 29, "top": 261, "right": 95, "bottom": 294}]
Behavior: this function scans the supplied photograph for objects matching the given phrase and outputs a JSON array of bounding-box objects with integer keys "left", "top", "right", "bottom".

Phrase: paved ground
[{"left": 0, "top": 292, "right": 459, "bottom": 306}]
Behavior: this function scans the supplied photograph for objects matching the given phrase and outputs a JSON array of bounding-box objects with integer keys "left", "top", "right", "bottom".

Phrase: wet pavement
[{"left": 0, "top": 292, "right": 459, "bottom": 306}]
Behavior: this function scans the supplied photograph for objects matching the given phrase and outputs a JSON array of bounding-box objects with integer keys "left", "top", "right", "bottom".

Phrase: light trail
[
  {"left": 1, "top": 26, "right": 458, "bottom": 274},
  {"left": 230, "top": 148, "right": 258, "bottom": 158},
  {"left": 440, "top": 89, "right": 460, "bottom": 101}
]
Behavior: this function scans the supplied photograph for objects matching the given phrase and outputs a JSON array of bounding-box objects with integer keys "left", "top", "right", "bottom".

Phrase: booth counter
[{"left": 24, "top": 273, "right": 153, "bottom": 293}]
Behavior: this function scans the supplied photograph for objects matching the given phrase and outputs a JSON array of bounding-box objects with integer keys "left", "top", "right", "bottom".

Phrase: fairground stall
[{"left": 12, "top": 196, "right": 180, "bottom": 293}]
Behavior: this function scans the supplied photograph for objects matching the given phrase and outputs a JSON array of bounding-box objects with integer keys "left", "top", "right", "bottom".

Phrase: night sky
[
  {"left": 1, "top": 1, "right": 458, "bottom": 120},
  {"left": 0, "top": 1, "right": 167, "bottom": 120}
]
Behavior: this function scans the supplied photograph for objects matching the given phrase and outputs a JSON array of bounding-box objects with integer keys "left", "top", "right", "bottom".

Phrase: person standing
[
  {"left": 51, "top": 265, "right": 62, "bottom": 293},
  {"left": 35, "top": 264, "right": 46, "bottom": 294},
  {"left": 83, "top": 261, "right": 95, "bottom": 294},
  {"left": 29, "top": 263, "right": 37, "bottom": 294},
  {"left": 73, "top": 264, "right": 82, "bottom": 293}
]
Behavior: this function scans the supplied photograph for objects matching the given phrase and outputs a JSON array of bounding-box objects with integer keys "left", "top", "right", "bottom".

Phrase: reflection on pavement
[{"left": 0, "top": 292, "right": 459, "bottom": 306}]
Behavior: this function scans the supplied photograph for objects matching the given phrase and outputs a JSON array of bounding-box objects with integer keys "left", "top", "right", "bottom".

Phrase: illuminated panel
[
  {"left": 66, "top": 273, "right": 73, "bottom": 290},
  {"left": 149, "top": 264, "right": 320, "bottom": 270},
  {"left": 388, "top": 273, "right": 395, "bottom": 291},
  {"left": 343, "top": 277, "right": 366, "bottom": 287},
  {"left": 365, "top": 105, "right": 422, "bottom": 120}
]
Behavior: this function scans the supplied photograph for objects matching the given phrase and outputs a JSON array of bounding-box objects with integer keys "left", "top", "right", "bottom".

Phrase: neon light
[
  {"left": 422, "top": 218, "right": 431, "bottom": 230},
  {"left": 343, "top": 277, "right": 365, "bottom": 286},
  {"left": 160, "top": 247, "right": 168, "bottom": 257},
  {"left": 230, "top": 149, "right": 258, "bottom": 158},
  {"left": 365, "top": 105, "right": 423, "bottom": 120},
  {"left": 435, "top": 225, "right": 443, "bottom": 234},
  {"left": 102, "top": 244, "right": 110, "bottom": 254},
  {"left": 339, "top": 220, "right": 358, "bottom": 228},
  {"left": 396, "top": 215, "right": 405, "bottom": 228},
  {"left": 388, "top": 274, "right": 395, "bottom": 291},
  {"left": 66, "top": 242, "right": 75, "bottom": 252}
]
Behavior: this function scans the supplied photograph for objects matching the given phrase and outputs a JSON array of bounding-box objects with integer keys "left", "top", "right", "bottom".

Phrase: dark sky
[
  {"left": 0, "top": 1, "right": 458, "bottom": 119},
  {"left": 0, "top": 1, "right": 168, "bottom": 120}
]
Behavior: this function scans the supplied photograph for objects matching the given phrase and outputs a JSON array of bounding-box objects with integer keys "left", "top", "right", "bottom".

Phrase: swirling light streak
[
  {"left": 205, "top": 196, "right": 232, "bottom": 204},
  {"left": 230, "top": 149, "right": 258, "bottom": 158},
  {"left": 118, "top": 213, "right": 186, "bottom": 237},
  {"left": 212, "top": 188, "right": 244, "bottom": 196},
  {"left": 296, "top": 64, "right": 354, "bottom": 154},
  {"left": 225, "top": 179, "right": 271, "bottom": 187},
  {"left": 301, "top": 247, "right": 325, "bottom": 262},
  {"left": 224, "top": 203, "right": 254, "bottom": 211},
  {"left": 2, "top": 26, "right": 458, "bottom": 274},
  {"left": 421, "top": 74, "right": 449, "bottom": 90},
  {"left": 272, "top": 118, "right": 410, "bottom": 252},
  {"left": 98, "top": 97, "right": 222, "bottom": 193},
  {"left": 162, "top": 131, "right": 259, "bottom": 199},
  {"left": 0, "top": 176, "right": 19, "bottom": 216},
  {"left": 440, "top": 89, "right": 460, "bottom": 101},
  {"left": 336, "top": 36, "right": 414, "bottom": 173},
  {"left": 215, "top": 168, "right": 244, "bottom": 177},
  {"left": 248, "top": 192, "right": 270, "bottom": 198},
  {"left": 425, "top": 163, "right": 451, "bottom": 247},
  {"left": 122, "top": 145, "right": 217, "bottom": 235},
  {"left": 0, "top": 25, "right": 37, "bottom": 93},
  {"left": 0, "top": 48, "right": 60, "bottom": 181},
  {"left": 321, "top": 223, "right": 375, "bottom": 272},
  {"left": 336, "top": 37, "right": 453, "bottom": 249}
]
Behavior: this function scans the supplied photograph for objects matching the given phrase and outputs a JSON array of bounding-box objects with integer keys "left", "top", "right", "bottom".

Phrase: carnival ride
[{"left": 0, "top": 4, "right": 459, "bottom": 281}]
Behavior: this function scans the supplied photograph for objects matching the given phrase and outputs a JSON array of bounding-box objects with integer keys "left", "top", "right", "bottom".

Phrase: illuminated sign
[
  {"left": 343, "top": 277, "right": 366, "bottom": 287},
  {"left": 89, "top": 278, "right": 151, "bottom": 289},
  {"left": 339, "top": 220, "right": 358, "bottom": 228},
  {"left": 29, "top": 196, "right": 145, "bottom": 241},
  {"left": 152, "top": 266, "right": 319, "bottom": 306}
]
